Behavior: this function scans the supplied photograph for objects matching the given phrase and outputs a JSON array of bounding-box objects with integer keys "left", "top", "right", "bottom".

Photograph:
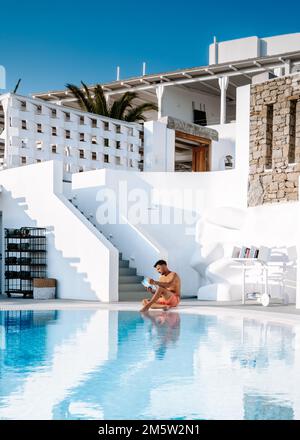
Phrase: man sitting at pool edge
[{"left": 140, "top": 260, "right": 181, "bottom": 312}]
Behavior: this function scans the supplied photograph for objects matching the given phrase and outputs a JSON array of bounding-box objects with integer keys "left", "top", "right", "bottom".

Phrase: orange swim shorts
[{"left": 158, "top": 294, "right": 180, "bottom": 308}]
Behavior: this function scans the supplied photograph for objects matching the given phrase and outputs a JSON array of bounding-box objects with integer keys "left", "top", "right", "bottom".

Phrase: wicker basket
[{"left": 33, "top": 278, "right": 56, "bottom": 299}]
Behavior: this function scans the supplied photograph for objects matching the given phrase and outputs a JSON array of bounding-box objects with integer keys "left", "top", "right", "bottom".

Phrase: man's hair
[{"left": 154, "top": 259, "right": 167, "bottom": 268}]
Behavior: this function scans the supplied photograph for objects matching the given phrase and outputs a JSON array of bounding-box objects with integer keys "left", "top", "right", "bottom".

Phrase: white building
[{"left": 0, "top": 32, "right": 299, "bottom": 307}]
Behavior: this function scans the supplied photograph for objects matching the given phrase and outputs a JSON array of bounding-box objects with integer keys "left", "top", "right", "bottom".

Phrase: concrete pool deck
[{"left": 0, "top": 294, "right": 300, "bottom": 323}]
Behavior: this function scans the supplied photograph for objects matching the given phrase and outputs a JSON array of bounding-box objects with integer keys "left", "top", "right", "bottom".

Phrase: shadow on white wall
[{"left": 191, "top": 206, "right": 297, "bottom": 302}]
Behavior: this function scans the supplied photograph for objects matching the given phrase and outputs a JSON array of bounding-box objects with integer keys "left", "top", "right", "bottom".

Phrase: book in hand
[{"left": 141, "top": 278, "right": 156, "bottom": 292}]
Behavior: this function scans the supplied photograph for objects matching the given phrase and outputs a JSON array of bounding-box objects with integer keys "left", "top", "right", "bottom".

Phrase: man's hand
[{"left": 148, "top": 278, "right": 156, "bottom": 285}]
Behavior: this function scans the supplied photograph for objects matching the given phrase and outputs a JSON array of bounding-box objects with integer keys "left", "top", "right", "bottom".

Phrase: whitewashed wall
[
  {"left": 207, "top": 122, "right": 236, "bottom": 171},
  {"left": 194, "top": 203, "right": 298, "bottom": 302},
  {"left": 235, "top": 85, "right": 251, "bottom": 203},
  {"left": 71, "top": 167, "right": 244, "bottom": 296},
  {"left": 0, "top": 160, "right": 118, "bottom": 301},
  {"left": 143, "top": 121, "right": 175, "bottom": 171},
  {"left": 0, "top": 93, "right": 142, "bottom": 181}
]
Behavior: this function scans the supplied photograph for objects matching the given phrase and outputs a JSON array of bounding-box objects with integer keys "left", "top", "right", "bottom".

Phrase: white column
[
  {"left": 285, "top": 59, "right": 291, "bottom": 75},
  {"left": 156, "top": 84, "right": 165, "bottom": 119},
  {"left": 218, "top": 76, "right": 229, "bottom": 124},
  {"left": 105, "top": 93, "right": 110, "bottom": 108},
  {"left": 274, "top": 67, "right": 284, "bottom": 77},
  {"left": 297, "top": 261, "right": 300, "bottom": 309},
  {"left": 143, "top": 121, "right": 175, "bottom": 171}
]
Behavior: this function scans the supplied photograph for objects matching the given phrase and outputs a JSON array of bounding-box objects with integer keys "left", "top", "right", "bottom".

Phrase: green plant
[{"left": 66, "top": 81, "right": 157, "bottom": 122}]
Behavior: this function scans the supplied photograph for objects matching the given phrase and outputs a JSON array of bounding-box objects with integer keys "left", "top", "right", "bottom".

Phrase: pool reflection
[
  {"left": 0, "top": 309, "right": 299, "bottom": 420},
  {"left": 142, "top": 311, "right": 181, "bottom": 359}
]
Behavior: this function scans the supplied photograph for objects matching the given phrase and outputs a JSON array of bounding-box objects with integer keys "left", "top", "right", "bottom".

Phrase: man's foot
[
  {"left": 140, "top": 304, "right": 151, "bottom": 313},
  {"left": 140, "top": 299, "right": 150, "bottom": 313}
]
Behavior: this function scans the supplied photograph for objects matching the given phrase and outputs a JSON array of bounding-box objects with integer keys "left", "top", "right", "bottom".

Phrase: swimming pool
[{"left": 0, "top": 309, "right": 299, "bottom": 420}]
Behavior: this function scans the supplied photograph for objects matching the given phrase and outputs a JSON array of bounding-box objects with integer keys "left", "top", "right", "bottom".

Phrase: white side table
[{"left": 231, "top": 258, "right": 268, "bottom": 305}]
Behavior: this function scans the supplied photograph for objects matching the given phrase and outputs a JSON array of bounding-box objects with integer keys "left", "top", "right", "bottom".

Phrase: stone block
[
  {"left": 287, "top": 173, "right": 299, "bottom": 182},
  {"left": 276, "top": 189, "right": 285, "bottom": 198},
  {"left": 269, "top": 182, "right": 278, "bottom": 191}
]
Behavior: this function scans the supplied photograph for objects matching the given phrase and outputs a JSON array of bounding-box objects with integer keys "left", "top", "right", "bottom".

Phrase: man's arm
[{"left": 149, "top": 273, "right": 177, "bottom": 289}]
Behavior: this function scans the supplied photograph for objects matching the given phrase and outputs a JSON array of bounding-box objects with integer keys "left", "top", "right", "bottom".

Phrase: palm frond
[
  {"left": 65, "top": 83, "right": 94, "bottom": 113},
  {"left": 93, "top": 84, "right": 109, "bottom": 116},
  {"left": 81, "top": 81, "right": 96, "bottom": 114},
  {"left": 125, "top": 102, "right": 158, "bottom": 122},
  {"left": 109, "top": 92, "right": 137, "bottom": 120},
  {"left": 66, "top": 82, "right": 156, "bottom": 122}
]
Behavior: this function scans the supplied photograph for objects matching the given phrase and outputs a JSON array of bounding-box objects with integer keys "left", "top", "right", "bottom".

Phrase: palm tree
[{"left": 66, "top": 81, "right": 157, "bottom": 122}]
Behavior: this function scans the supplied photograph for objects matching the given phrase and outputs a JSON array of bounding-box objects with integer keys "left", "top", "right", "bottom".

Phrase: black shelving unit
[{"left": 5, "top": 227, "right": 47, "bottom": 298}]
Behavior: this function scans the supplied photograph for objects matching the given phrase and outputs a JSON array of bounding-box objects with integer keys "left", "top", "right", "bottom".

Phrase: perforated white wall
[{"left": 0, "top": 93, "right": 142, "bottom": 180}]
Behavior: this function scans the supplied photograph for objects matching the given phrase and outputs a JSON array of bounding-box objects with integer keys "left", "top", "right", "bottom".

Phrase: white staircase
[
  {"left": 118, "top": 253, "right": 146, "bottom": 301},
  {"left": 69, "top": 199, "right": 147, "bottom": 302}
]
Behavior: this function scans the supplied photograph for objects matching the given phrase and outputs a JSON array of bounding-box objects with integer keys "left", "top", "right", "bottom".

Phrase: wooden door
[
  {"left": 192, "top": 146, "right": 208, "bottom": 172},
  {"left": 175, "top": 131, "right": 211, "bottom": 172}
]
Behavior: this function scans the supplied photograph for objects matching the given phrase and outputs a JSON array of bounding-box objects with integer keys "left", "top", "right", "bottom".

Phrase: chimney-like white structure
[
  {"left": 209, "top": 36, "right": 218, "bottom": 65},
  {"left": 142, "top": 62, "right": 146, "bottom": 76}
]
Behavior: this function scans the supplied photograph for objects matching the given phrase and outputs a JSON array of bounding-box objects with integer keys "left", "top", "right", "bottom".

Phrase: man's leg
[
  {"left": 140, "top": 287, "right": 169, "bottom": 312},
  {"left": 141, "top": 298, "right": 162, "bottom": 307},
  {"left": 145, "top": 303, "right": 167, "bottom": 309}
]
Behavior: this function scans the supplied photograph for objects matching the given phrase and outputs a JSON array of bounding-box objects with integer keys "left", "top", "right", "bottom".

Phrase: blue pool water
[{"left": 0, "top": 309, "right": 299, "bottom": 420}]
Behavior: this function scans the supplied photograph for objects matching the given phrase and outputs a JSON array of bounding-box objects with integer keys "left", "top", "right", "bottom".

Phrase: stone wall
[{"left": 248, "top": 74, "right": 300, "bottom": 206}]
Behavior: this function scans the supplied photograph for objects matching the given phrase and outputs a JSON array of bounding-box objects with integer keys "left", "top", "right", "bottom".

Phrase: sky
[{"left": 0, "top": 0, "right": 300, "bottom": 95}]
